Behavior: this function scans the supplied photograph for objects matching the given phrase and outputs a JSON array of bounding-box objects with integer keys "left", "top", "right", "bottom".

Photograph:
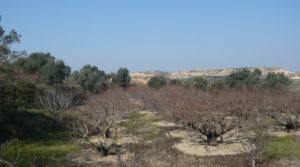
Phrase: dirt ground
[{"left": 66, "top": 98, "right": 300, "bottom": 167}]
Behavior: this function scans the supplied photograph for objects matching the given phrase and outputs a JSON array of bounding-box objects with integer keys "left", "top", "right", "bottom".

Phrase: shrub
[
  {"left": 14, "top": 80, "right": 37, "bottom": 108},
  {"left": 68, "top": 65, "right": 107, "bottom": 93},
  {"left": 13, "top": 52, "right": 71, "bottom": 85},
  {"left": 262, "top": 72, "right": 291, "bottom": 89},
  {"left": 225, "top": 68, "right": 262, "bottom": 88},
  {"left": 112, "top": 67, "right": 131, "bottom": 88},
  {"left": 0, "top": 80, "right": 37, "bottom": 110},
  {"left": 147, "top": 76, "right": 167, "bottom": 89},
  {"left": 208, "top": 79, "right": 226, "bottom": 91},
  {"left": 182, "top": 77, "right": 208, "bottom": 89}
]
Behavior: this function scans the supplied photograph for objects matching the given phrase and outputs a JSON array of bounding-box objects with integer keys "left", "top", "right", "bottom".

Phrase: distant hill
[{"left": 130, "top": 67, "right": 300, "bottom": 85}]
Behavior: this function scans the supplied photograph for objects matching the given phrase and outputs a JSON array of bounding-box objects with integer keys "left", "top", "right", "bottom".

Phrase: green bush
[
  {"left": 68, "top": 65, "right": 107, "bottom": 93},
  {"left": 182, "top": 77, "right": 207, "bottom": 89},
  {"left": 0, "top": 80, "right": 37, "bottom": 110},
  {"left": 225, "top": 68, "right": 262, "bottom": 88},
  {"left": 262, "top": 72, "right": 291, "bottom": 89},
  {"left": 0, "top": 80, "right": 17, "bottom": 110},
  {"left": 147, "top": 76, "right": 167, "bottom": 89},
  {"left": 112, "top": 67, "right": 131, "bottom": 87},
  {"left": 208, "top": 79, "right": 226, "bottom": 91},
  {"left": 14, "top": 80, "right": 37, "bottom": 108},
  {"left": 13, "top": 52, "right": 71, "bottom": 85}
]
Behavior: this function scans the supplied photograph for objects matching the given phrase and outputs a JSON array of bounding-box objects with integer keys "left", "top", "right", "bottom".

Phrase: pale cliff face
[{"left": 130, "top": 67, "right": 300, "bottom": 85}]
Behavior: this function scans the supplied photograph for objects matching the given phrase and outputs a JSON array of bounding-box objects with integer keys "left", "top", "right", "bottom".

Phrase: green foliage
[
  {"left": 0, "top": 17, "right": 21, "bottom": 71},
  {"left": 41, "top": 59, "right": 71, "bottom": 85},
  {"left": 262, "top": 72, "right": 291, "bottom": 89},
  {"left": 225, "top": 68, "right": 262, "bottom": 88},
  {"left": 265, "top": 136, "right": 300, "bottom": 159},
  {"left": 0, "top": 109, "right": 57, "bottom": 140},
  {"left": 13, "top": 52, "right": 71, "bottom": 85},
  {"left": 14, "top": 81, "right": 37, "bottom": 108},
  {"left": 69, "top": 65, "right": 107, "bottom": 93},
  {"left": 106, "top": 72, "right": 116, "bottom": 84},
  {"left": 191, "top": 77, "right": 207, "bottom": 89},
  {"left": 0, "top": 80, "right": 37, "bottom": 110},
  {"left": 182, "top": 79, "right": 193, "bottom": 88},
  {"left": 14, "top": 52, "right": 54, "bottom": 73},
  {"left": 0, "top": 79, "right": 16, "bottom": 110},
  {"left": 0, "top": 129, "right": 80, "bottom": 167},
  {"left": 112, "top": 67, "right": 131, "bottom": 87},
  {"left": 0, "top": 16, "right": 26, "bottom": 80},
  {"left": 208, "top": 79, "right": 226, "bottom": 91},
  {"left": 0, "top": 109, "right": 79, "bottom": 166},
  {"left": 182, "top": 77, "right": 207, "bottom": 89},
  {"left": 147, "top": 76, "right": 167, "bottom": 89}
]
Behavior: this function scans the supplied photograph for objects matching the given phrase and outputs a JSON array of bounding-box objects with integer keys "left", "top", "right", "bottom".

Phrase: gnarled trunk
[
  {"left": 206, "top": 133, "right": 219, "bottom": 146},
  {"left": 97, "top": 145, "right": 109, "bottom": 156},
  {"left": 286, "top": 121, "right": 297, "bottom": 132},
  {"left": 105, "top": 129, "right": 111, "bottom": 138}
]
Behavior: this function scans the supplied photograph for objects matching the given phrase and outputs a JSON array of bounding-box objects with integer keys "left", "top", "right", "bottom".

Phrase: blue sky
[{"left": 1, "top": 0, "right": 300, "bottom": 72}]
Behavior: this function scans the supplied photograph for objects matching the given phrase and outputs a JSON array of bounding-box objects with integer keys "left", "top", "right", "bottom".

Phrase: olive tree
[
  {"left": 0, "top": 16, "right": 21, "bottom": 72},
  {"left": 147, "top": 76, "right": 167, "bottom": 89},
  {"left": 13, "top": 52, "right": 71, "bottom": 85},
  {"left": 208, "top": 79, "right": 226, "bottom": 91},
  {"left": 182, "top": 77, "right": 207, "bottom": 89},
  {"left": 262, "top": 72, "right": 291, "bottom": 89},
  {"left": 225, "top": 68, "right": 262, "bottom": 89},
  {"left": 112, "top": 67, "right": 131, "bottom": 88},
  {"left": 13, "top": 52, "right": 54, "bottom": 73},
  {"left": 68, "top": 65, "right": 107, "bottom": 93}
]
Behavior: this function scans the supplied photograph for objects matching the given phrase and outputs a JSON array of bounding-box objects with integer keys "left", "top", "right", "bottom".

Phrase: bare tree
[
  {"left": 70, "top": 88, "right": 130, "bottom": 156},
  {"left": 184, "top": 90, "right": 260, "bottom": 146},
  {"left": 263, "top": 91, "right": 300, "bottom": 132},
  {"left": 135, "top": 87, "right": 262, "bottom": 146},
  {"left": 37, "top": 86, "right": 82, "bottom": 124},
  {"left": 237, "top": 123, "right": 267, "bottom": 167}
]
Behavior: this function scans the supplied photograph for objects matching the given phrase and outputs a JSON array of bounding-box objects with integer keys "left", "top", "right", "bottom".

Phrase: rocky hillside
[{"left": 130, "top": 67, "right": 300, "bottom": 85}]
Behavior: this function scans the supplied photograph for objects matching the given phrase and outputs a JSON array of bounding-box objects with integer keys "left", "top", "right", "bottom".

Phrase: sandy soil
[
  {"left": 136, "top": 103, "right": 253, "bottom": 157},
  {"left": 68, "top": 147, "right": 133, "bottom": 166},
  {"left": 167, "top": 129, "right": 252, "bottom": 156},
  {"left": 152, "top": 120, "right": 177, "bottom": 127},
  {"left": 67, "top": 99, "right": 255, "bottom": 166},
  {"left": 268, "top": 130, "right": 300, "bottom": 137},
  {"left": 138, "top": 110, "right": 158, "bottom": 117}
]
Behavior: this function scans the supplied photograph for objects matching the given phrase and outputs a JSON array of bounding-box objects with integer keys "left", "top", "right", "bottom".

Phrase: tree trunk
[
  {"left": 105, "top": 129, "right": 111, "bottom": 138},
  {"left": 207, "top": 134, "right": 218, "bottom": 146},
  {"left": 286, "top": 122, "right": 296, "bottom": 132},
  {"left": 97, "top": 145, "right": 109, "bottom": 156}
]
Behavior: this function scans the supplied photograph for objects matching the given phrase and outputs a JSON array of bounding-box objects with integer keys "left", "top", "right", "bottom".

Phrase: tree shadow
[{"left": 0, "top": 109, "right": 58, "bottom": 142}]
